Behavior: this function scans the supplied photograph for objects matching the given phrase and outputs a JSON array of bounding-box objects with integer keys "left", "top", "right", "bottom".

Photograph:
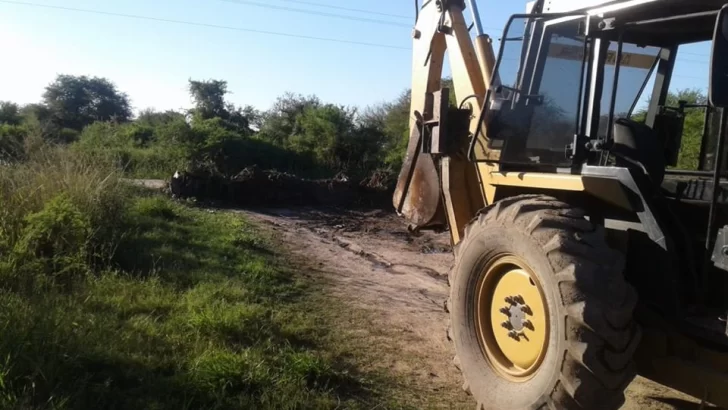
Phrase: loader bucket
[{"left": 392, "top": 124, "right": 447, "bottom": 231}]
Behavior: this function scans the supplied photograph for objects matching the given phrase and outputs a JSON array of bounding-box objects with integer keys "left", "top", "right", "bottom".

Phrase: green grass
[{"left": 0, "top": 192, "right": 394, "bottom": 410}]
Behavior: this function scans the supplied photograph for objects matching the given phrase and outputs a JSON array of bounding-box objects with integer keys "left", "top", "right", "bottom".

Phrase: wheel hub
[
  {"left": 476, "top": 255, "right": 549, "bottom": 381},
  {"left": 500, "top": 296, "right": 532, "bottom": 337}
]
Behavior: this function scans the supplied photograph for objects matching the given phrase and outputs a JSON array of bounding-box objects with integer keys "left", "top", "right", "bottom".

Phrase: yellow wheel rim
[{"left": 475, "top": 254, "right": 549, "bottom": 382}]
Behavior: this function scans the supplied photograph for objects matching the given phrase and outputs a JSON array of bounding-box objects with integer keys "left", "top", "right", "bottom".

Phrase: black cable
[
  {"left": 0, "top": 0, "right": 410, "bottom": 50},
  {"left": 474, "top": 99, "right": 489, "bottom": 140},
  {"left": 280, "top": 0, "right": 409, "bottom": 19},
  {"left": 461, "top": 94, "right": 487, "bottom": 161},
  {"left": 414, "top": 0, "right": 419, "bottom": 24},
  {"left": 459, "top": 94, "right": 482, "bottom": 110},
  {"left": 217, "top": 0, "right": 410, "bottom": 28}
]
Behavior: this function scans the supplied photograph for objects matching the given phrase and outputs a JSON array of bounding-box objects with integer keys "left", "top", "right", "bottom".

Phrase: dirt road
[{"left": 240, "top": 206, "right": 710, "bottom": 410}]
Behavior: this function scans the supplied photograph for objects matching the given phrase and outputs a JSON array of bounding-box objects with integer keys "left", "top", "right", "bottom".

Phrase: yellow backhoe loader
[{"left": 393, "top": 0, "right": 728, "bottom": 408}]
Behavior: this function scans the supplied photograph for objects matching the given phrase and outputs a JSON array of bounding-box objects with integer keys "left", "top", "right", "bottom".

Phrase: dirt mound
[
  {"left": 169, "top": 167, "right": 395, "bottom": 209},
  {"left": 359, "top": 169, "right": 395, "bottom": 190}
]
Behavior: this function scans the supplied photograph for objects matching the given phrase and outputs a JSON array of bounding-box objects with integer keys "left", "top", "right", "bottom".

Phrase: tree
[
  {"left": 257, "top": 93, "right": 321, "bottom": 145},
  {"left": 672, "top": 89, "right": 708, "bottom": 170},
  {"left": 359, "top": 89, "right": 411, "bottom": 170},
  {"left": 187, "top": 79, "right": 255, "bottom": 135},
  {"left": 136, "top": 108, "right": 186, "bottom": 127},
  {"left": 17, "top": 103, "right": 78, "bottom": 144},
  {"left": 288, "top": 104, "right": 355, "bottom": 165},
  {"left": 666, "top": 88, "right": 707, "bottom": 107},
  {"left": 0, "top": 102, "right": 21, "bottom": 125},
  {"left": 42, "top": 74, "right": 132, "bottom": 131},
  {"left": 633, "top": 88, "right": 709, "bottom": 170},
  {"left": 188, "top": 79, "right": 228, "bottom": 120},
  {"left": 441, "top": 77, "right": 459, "bottom": 107}
]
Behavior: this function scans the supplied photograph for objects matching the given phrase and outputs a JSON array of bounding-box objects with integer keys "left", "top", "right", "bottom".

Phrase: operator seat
[{"left": 611, "top": 117, "right": 667, "bottom": 185}]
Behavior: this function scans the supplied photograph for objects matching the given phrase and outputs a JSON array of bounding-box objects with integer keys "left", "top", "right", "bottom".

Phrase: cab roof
[{"left": 530, "top": 0, "right": 727, "bottom": 46}]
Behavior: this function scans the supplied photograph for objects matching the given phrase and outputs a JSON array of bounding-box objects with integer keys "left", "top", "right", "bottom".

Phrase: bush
[
  {"left": 74, "top": 121, "right": 188, "bottom": 178},
  {"left": 0, "top": 144, "right": 130, "bottom": 291},
  {"left": 11, "top": 194, "right": 91, "bottom": 284},
  {"left": 72, "top": 115, "right": 330, "bottom": 180},
  {"left": 57, "top": 127, "right": 81, "bottom": 143},
  {"left": 185, "top": 117, "right": 325, "bottom": 178},
  {"left": 0, "top": 124, "right": 28, "bottom": 161}
]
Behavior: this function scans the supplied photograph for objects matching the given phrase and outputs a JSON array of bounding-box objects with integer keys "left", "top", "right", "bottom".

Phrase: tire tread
[{"left": 446, "top": 194, "right": 639, "bottom": 410}]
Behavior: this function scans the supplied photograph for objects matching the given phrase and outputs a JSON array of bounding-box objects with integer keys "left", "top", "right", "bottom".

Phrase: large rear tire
[{"left": 446, "top": 195, "right": 640, "bottom": 410}]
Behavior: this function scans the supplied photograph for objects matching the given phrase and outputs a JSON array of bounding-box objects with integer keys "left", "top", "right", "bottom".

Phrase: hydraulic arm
[{"left": 392, "top": 0, "right": 497, "bottom": 244}]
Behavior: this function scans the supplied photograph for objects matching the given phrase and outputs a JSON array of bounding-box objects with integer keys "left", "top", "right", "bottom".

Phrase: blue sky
[{"left": 0, "top": 0, "right": 714, "bottom": 115}]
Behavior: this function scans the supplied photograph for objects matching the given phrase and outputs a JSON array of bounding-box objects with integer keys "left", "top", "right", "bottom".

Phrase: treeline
[
  {"left": 0, "top": 100, "right": 390, "bottom": 409},
  {"left": 0, "top": 75, "right": 413, "bottom": 180},
  {"left": 632, "top": 88, "right": 713, "bottom": 170},
  {"left": 1, "top": 74, "right": 710, "bottom": 180}
]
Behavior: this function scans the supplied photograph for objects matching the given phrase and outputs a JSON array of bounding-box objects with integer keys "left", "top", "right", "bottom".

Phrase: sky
[{"left": 0, "top": 0, "right": 715, "bottom": 116}]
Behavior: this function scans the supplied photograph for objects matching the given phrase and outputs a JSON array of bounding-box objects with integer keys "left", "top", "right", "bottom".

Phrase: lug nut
[
  {"left": 499, "top": 307, "right": 511, "bottom": 316},
  {"left": 504, "top": 296, "right": 516, "bottom": 305},
  {"left": 523, "top": 320, "right": 534, "bottom": 331},
  {"left": 508, "top": 331, "right": 520, "bottom": 341},
  {"left": 501, "top": 321, "right": 513, "bottom": 330},
  {"left": 521, "top": 305, "right": 533, "bottom": 315},
  {"left": 514, "top": 295, "right": 525, "bottom": 304}
]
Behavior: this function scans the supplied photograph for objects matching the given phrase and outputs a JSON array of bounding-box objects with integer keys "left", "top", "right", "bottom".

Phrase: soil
[
  {"left": 136, "top": 175, "right": 714, "bottom": 409},
  {"left": 236, "top": 206, "right": 714, "bottom": 410}
]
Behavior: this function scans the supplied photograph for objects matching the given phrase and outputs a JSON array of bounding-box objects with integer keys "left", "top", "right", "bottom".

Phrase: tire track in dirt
[{"left": 238, "top": 206, "right": 711, "bottom": 410}]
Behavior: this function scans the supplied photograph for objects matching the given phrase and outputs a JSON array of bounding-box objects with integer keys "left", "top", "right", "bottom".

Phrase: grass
[
  {"left": 0, "top": 194, "right": 398, "bottom": 410},
  {"left": 0, "top": 142, "right": 403, "bottom": 409}
]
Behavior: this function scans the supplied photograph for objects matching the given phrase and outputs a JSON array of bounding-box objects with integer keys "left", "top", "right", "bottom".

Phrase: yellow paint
[
  {"left": 548, "top": 43, "right": 656, "bottom": 69},
  {"left": 408, "top": 1, "right": 447, "bottom": 132},
  {"left": 478, "top": 162, "right": 499, "bottom": 205},
  {"left": 406, "top": 3, "right": 494, "bottom": 245},
  {"left": 476, "top": 255, "right": 549, "bottom": 381},
  {"left": 444, "top": 11, "right": 487, "bottom": 109},
  {"left": 488, "top": 171, "right": 587, "bottom": 190},
  {"left": 441, "top": 157, "right": 463, "bottom": 244},
  {"left": 490, "top": 270, "right": 547, "bottom": 372},
  {"left": 441, "top": 9, "right": 488, "bottom": 243},
  {"left": 477, "top": 164, "right": 633, "bottom": 210},
  {"left": 474, "top": 35, "right": 498, "bottom": 92}
]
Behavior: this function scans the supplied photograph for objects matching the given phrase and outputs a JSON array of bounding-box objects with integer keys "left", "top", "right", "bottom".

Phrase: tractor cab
[
  {"left": 481, "top": 0, "right": 728, "bottom": 172},
  {"left": 475, "top": 0, "right": 728, "bottom": 341}
]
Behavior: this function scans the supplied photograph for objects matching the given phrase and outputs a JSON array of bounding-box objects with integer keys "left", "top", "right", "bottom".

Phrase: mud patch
[{"left": 233, "top": 206, "right": 707, "bottom": 410}]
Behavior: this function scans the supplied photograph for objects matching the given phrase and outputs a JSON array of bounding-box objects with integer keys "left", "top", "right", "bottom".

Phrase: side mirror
[{"left": 710, "top": 5, "right": 728, "bottom": 108}]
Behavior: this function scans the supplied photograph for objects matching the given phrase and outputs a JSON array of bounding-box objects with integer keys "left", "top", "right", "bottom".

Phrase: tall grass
[
  {"left": 0, "top": 139, "right": 130, "bottom": 291},
  {"left": 0, "top": 141, "right": 387, "bottom": 409}
]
